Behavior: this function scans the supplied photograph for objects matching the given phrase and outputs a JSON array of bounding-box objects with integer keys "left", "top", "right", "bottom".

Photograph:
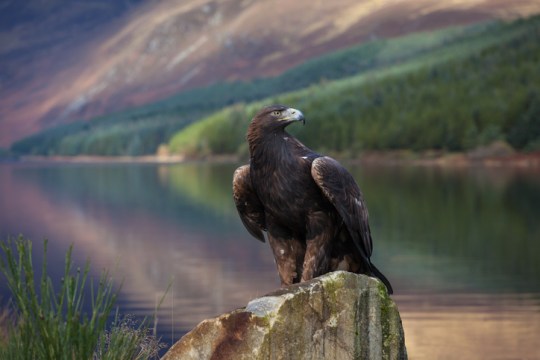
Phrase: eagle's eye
[{"left": 272, "top": 110, "right": 282, "bottom": 116}]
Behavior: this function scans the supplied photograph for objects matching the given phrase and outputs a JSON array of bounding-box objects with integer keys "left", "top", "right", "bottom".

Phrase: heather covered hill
[
  {"left": 2, "top": 0, "right": 539, "bottom": 147},
  {"left": 9, "top": 20, "right": 496, "bottom": 155},
  {"left": 10, "top": 16, "right": 540, "bottom": 157}
]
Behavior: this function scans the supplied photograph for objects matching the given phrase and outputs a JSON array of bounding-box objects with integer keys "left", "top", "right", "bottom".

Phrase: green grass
[{"left": 0, "top": 237, "right": 164, "bottom": 359}]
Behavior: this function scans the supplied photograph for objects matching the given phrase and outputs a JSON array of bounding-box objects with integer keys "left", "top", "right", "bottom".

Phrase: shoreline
[
  {"left": 11, "top": 154, "right": 238, "bottom": 165},
  {"left": 350, "top": 150, "right": 540, "bottom": 168},
  {"left": 4, "top": 150, "right": 540, "bottom": 168}
]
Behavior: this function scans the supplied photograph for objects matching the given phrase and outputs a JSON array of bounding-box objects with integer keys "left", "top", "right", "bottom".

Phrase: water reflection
[
  {"left": 0, "top": 162, "right": 279, "bottom": 348},
  {"left": 0, "top": 161, "right": 539, "bottom": 359}
]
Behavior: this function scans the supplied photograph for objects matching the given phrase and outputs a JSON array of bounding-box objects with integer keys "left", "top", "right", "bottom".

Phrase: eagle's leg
[
  {"left": 267, "top": 230, "right": 305, "bottom": 287},
  {"left": 301, "top": 211, "right": 334, "bottom": 282}
]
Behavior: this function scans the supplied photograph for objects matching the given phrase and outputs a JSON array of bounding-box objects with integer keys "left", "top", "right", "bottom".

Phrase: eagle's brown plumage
[{"left": 233, "top": 104, "right": 393, "bottom": 294}]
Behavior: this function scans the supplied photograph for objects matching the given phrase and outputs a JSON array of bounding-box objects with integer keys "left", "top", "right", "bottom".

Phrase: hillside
[
  {"left": 2, "top": 0, "right": 540, "bottom": 148},
  {"left": 168, "top": 15, "right": 540, "bottom": 157},
  {"left": 10, "top": 20, "right": 503, "bottom": 156}
]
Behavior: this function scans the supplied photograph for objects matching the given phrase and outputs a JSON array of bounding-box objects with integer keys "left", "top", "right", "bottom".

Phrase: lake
[{"left": 1, "top": 160, "right": 539, "bottom": 359}]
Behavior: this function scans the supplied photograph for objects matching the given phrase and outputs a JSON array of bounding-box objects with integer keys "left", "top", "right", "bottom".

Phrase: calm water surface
[{"left": 1, "top": 161, "right": 539, "bottom": 359}]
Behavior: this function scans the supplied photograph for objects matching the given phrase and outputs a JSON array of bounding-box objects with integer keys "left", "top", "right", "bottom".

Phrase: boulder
[{"left": 162, "top": 271, "right": 407, "bottom": 360}]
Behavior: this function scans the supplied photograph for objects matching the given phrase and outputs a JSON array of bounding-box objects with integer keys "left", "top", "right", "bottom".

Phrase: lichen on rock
[{"left": 162, "top": 271, "right": 407, "bottom": 360}]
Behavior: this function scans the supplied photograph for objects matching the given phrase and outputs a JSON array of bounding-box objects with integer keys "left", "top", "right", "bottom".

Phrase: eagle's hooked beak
[{"left": 284, "top": 108, "right": 306, "bottom": 125}]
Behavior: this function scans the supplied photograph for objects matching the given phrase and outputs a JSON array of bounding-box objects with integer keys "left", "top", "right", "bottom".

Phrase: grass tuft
[
  {"left": 0, "top": 236, "right": 164, "bottom": 360},
  {"left": 94, "top": 313, "right": 165, "bottom": 360}
]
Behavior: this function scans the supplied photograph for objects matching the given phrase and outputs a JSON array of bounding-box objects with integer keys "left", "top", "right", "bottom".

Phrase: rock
[{"left": 162, "top": 271, "right": 407, "bottom": 360}]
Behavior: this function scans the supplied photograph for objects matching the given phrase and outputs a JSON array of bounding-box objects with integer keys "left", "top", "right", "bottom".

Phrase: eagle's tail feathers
[{"left": 370, "top": 263, "right": 393, "bottom": 295}]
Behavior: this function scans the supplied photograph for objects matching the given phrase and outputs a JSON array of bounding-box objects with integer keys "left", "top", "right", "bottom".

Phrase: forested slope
[
  {"left": 11, "top": 16, "right": 540, "bottom": 156},
  {"left": 168, "top": 16, "right": 540, "bottom": 157}
]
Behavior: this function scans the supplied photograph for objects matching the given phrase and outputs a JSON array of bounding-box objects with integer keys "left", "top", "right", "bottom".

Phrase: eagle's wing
[
  {"left": 311, "top": 156, "right": 373, "bottom": 265},
  {"left": 233, "top": 165, "right": 266, "bottom": 243}
]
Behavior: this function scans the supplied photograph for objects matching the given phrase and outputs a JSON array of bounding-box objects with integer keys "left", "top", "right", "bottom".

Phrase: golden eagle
[{"left": 233, "top": 105, "right": 393, "bottom": 294}]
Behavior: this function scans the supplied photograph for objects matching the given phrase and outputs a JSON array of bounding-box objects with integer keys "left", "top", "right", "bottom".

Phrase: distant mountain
[{"left": 1, "top": 0, "right": 539, "bottom": 147}]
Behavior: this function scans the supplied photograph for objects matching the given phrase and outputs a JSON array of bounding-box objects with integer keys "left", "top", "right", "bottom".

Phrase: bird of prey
[{"left": 233, "top": 104, "right": 392, "bottom": 294}]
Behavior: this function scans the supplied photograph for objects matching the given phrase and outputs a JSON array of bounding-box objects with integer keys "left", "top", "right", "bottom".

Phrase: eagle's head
[{"left": 251, "top": 104, "right": 306, "bottom": 131}]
